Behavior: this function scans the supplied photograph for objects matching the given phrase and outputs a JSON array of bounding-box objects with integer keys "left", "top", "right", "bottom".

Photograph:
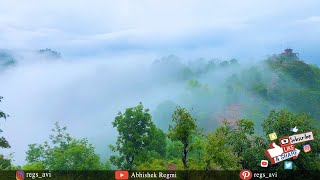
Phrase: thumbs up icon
[{"left": 266, "top": 142, "right": 284, "bottom": 158}]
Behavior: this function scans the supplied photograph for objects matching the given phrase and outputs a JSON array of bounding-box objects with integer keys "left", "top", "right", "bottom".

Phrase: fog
[
  {"left": 0, "top": 52, "right": 194, "bottom": 165},
  {"left": 0, "top": 50, "right": 298, "bottom": 166}
]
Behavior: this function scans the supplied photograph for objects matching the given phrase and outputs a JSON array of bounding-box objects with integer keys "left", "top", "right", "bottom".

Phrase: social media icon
[
  {"left": 279, "top": 137, "right": 291, "bottom": 146},
  {"left": 284, "top": 161, "right": 293, "bottom": 170},
  {"left": 115, "top": 170, "right": 129, "bottom": 180},
  {"left": 266, "top": 142, "right": 284, "bottom": 158},
  {"left": 269, "top": 132, "right": 277, "bottom": 141},
  {"left": 290, "top": 126, "right": 298, "bottom": 133},
  {"left": 239, "top": 169, "right": 252, "bottom": 180},
  {"left": 303, "top": 144, "right": 311, "bottom": 153},
  {"left": 16, "top": 170, "right": 24, "bottom": 180},
  {"left": 261, "top": 160, "right": 268, "bottom": 167}
]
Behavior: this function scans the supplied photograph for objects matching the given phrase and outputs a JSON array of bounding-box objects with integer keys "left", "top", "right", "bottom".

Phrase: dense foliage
[
  {"left": 109, "top": 103, "right": 166, "bottom": 170},
  {"left": 24, "top": 122, "right": 106, "bottom": 170}
]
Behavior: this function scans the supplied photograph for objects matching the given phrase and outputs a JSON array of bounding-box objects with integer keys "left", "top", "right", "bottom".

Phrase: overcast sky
[{"left": 0, "top": 0, "right": 320, "bottom": 63}]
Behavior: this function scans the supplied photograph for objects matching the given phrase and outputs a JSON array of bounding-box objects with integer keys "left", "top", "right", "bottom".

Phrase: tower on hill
[{"left": 280, "top": 48, "right": 299, "bottom": 59}]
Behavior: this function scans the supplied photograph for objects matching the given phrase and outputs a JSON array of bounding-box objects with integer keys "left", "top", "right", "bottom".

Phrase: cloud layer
[{"left": 0, "top": 0, "right": 319, "bottom": 62}]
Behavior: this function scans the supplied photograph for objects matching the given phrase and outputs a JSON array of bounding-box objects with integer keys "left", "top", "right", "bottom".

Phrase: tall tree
[
  {"left": 168, "top": 106, "right": 198, "bottom": 169},
  {"left": 109, "top": 102, "right": 165, "bottom": 170}
]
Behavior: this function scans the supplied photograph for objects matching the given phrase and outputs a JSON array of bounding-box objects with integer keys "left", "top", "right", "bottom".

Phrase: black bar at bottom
[{"left": 1, "top": 170, "right": 320, "bottom": 180}]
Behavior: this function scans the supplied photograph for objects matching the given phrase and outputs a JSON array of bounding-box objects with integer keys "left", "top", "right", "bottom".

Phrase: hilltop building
[{"left": 280, "top": 48, "right": 299, "bottom": 59}]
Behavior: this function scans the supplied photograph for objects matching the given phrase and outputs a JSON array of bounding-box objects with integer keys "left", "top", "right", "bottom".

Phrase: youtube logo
[
  {"left": 115, "top": 170, "right": 129, "bottom": 180},
  {"left": 261, "top": 160, "right": 268, "bottom": 167},
  {"left": 279, "top": 137, "right": 291, "bottom": 147}
]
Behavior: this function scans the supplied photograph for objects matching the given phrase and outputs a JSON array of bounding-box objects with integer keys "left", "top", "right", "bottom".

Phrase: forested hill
[
  {"left": 263, "top": 55, "right": 320, "bottom": 121},
  {"left": 0, "top": 48, "right": 61, "bottom": 68},
  {"left": 150, "top": 53, "right": 320, "bottom": 132}
]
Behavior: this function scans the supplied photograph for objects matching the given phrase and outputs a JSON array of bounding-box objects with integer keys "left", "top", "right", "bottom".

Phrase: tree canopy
[
  {"left": 24, "top": 122, "right": 104, "bottom": 170},
  {"left": 168, "top": 106, "right": 199, "bottom": 169},
  {"left": 109, "top": 102, "right": 166, "bottom": 170}
]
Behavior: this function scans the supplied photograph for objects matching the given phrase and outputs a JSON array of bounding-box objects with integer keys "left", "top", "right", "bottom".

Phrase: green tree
[
  {"left": 166, "top": 139, "right": 183, "bottom": 160},
  {"left": 204, "top": 127, "right": 240, "bottom": 170},
  {"left": 0, "top": 154, "right": 13, "bottom": 170},
  {"left": 222, "top": 119, "right": 268, "bottom": 170},
  {"left": 134, "top": 128, "right": 167, "bottom": 166},
  {"left": 137, "top": 158, "right": 184, "bottom": 170},
  {"left": 0, "top": 96, "right": 12, "bottom": 170},
  {"left": 168, "top": 106, "right": 199, "bottom": 169},
  {"left": 262, "top": 109, "right": 320, "bottom": 174},
  {"left": 228, "top": 119, "right": 254, "bottom": 157},
  {"left": 22, "top": 162, "right": 45, "bottom": 170},
  {"left": 0, "top": 96, "right": 9, "bottom": 149},
  {"left": 109, "top": 102, "right": 165, "bottom": 170},
  {"left": 25, "top": 122, "right": 103, "bottom": 170},
  {"left": 145, "top": 127, "right": 166, "bottom": 157}
]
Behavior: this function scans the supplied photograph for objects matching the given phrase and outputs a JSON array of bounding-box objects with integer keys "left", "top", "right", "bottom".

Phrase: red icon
[
  {"left": 282, "top": 144, "right": 295, "bottom": 153},
  {"left": 239, "top": 169, "right": 252, "bottom": 180},
  {"left": 279, "top": 136, "right": 291, "bottom": 146},
  {"left": 115, "top": 170, "right": 129, "bottom": 180},
  {"left": 261, "top": 160, "right": 268, "bottom": 167}
]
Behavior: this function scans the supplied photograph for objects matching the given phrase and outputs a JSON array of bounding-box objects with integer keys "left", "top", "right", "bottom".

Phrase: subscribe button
[{"left": 115, "top": 170, "right": 129, "bottom": 180}]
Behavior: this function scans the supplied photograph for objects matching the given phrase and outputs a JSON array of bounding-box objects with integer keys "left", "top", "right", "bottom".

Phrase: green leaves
[
  {"left": 168, "top": 107, "right": 198, "bottom": 143},
  {"left": 0, "top": 154, "right": 13, "bottom": 170},
  {"left": 204, "top": 130, "right": 239, "bottom": 170},
  {"left": 0, "top": 137, "right": 10, "bottom": 149},
  {"left": 217, "top": 118, "right": 269, "bottom": 170},
  {"left": 25, "top": 144, "right": 45, "bottom": 163},
  {"left": 0, "top": 96, "right": 13, "bottom": 170},
  {"left": 22, "top": 162, "right": 45, "bottom": 170},
  {"left": 25, "top": 122, "right": 103, "bottom": 170},
  {"left": 168, "top": 106, "right": 199, "bottom": 169},
  {"left": 262, "top": 109, "right": 314, "bottom": 138},
  {"left": 110, "top": 102, "right": 166, "bottom": 170}
]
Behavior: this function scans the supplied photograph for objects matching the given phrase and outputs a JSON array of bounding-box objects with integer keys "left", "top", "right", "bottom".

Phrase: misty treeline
[
  {"left": 0, "top": 48, "right": 60, "bottom": 67},
  {"left": 1, "top": 52, "right": 320, "bottom": 176}
]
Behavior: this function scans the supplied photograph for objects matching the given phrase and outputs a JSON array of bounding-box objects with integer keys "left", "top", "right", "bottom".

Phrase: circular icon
[{"left": 240, "top": 169, "right": 253, "bottom": 180}]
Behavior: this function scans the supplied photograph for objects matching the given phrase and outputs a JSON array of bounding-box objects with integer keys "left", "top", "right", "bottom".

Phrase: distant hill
[
  {"left": 0, "top": 50, "right": 15, "bottom": 67},
  {"left": 150, "top": 50, "right": 320, "bottom": 130},
  {"left": 38, "top": 48, "right": 62, "bottom": 59}
]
